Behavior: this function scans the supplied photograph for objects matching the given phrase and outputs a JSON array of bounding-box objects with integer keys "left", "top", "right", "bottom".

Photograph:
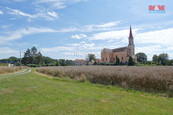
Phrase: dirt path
[{"left": 0, "top": 69, "right": 31, "bottom": 79}]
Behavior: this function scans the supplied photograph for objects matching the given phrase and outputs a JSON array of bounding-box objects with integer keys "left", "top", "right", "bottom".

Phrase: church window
[{"left": 106, "top": 58, "right": 107, "bottom": 61}]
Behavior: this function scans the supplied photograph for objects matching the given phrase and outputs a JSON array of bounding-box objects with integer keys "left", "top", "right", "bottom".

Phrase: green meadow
[{"left": 0, "top": 69, "right": 173, "bottom": 115}]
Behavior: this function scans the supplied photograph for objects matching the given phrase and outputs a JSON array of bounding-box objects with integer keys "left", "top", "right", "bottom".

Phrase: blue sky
[{"left": 0, "top": 0, "right": 173, "bottom": 60}]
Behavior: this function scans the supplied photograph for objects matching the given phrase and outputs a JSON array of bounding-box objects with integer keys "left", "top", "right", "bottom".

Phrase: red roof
[
  {"left": 74, "top": 59, "right": 87, "bottom": 62},
  {"left": 96, "top": 59, "right": 101, "bottom": 62}
]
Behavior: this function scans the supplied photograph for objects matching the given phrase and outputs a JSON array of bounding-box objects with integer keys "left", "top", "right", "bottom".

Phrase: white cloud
[
  {"left": 135, "top": 28, "right": 173, "bottom": 46},
  {"left": 82, "top": 21, "right": 121, "bottom": 32},
  {"left": 47, "top": 11, "right": 58, "bottom": 18},
  {"left": 96, "top": 21, "right": 120, "bottom": 28},
  {"left": 0, "top": 27, "right": 58, "bottom": 44},
  {"left": 71, "top": 34, "right": 87, "bottom": 39},
  {"left": 0, "top": 10, "right": 4, "bottom": 14},
  {"left": 0, "top": 47, "right": 19, "bottom": 59},
  {"left": 6, "top": 7, "right": 59, "bottom": 21},
  {"left": 36, "top": 0, "right": 88, "bottom": 9},
  {"left": 6, "top": 7, "right": 33, "bottom": 18},
  {"left": 58, "top": 21, "right": 121, "bottom": 33},
  {"left": 41, "top": 46, "right": 74, "bottom": 53},
  {"left": 40, "top": 46, "right": 75, "bottom": 59},
  {"left": 89, "top": 28, "right": 138, "bottom": 41},
  {"left": 40, "top": 41, "right": 99, "bottom": 59}
]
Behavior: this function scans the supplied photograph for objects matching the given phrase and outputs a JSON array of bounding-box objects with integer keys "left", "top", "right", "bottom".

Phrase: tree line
[
  {"left": 21, "top": 47, "right": 73, "bottom": 67},
  {"left": 135, "top": 52, "right": 173, "bottom": 66},
  {"left": 0, "top": 47, "right": 73, "bottom": 67},
  {"left": 86, "top": 52, "right": 173, "bottom": 66},
  {"left": 1, "top": 47, "right": 173, "bottom": 66}
]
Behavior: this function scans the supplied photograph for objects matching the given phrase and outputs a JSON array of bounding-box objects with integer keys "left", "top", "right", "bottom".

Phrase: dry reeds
[
  {"left": 36, "top": 66, "right": 173, "bottom": 96},
  {"left": 0, "top": 67, "right": 20, "bottom": 74}
]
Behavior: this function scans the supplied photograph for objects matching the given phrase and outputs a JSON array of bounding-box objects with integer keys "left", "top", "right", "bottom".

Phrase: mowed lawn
[{"left": 0, "top": 69, "right": 173, "bottom": 115}]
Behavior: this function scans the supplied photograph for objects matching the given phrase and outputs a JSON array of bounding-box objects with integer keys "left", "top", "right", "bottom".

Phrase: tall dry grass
[
  {"left": 0, "top": 66, "right": 20, "bottom": 74},
  {"left": 36, "top": 66, "right": 173, "bottom": 96}
]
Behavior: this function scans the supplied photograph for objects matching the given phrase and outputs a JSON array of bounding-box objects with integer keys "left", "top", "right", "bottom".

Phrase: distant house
[
  {"left": 88, "top": 59, "right": 102, "bottom": 65},
  {"left": 8, "top": 63, "right": 14, "bottom": 67},
  {"left": 73, "top": 59, "right": 87, "bottom": 66},
  {"left": 95, "top": 59, "right": 102, "bottom": 64}
]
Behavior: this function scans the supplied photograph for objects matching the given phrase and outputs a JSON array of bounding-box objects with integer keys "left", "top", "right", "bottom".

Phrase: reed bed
[
  {"left": 0, "top": 66, "right": 20, "bottom": 74},
  {"left": 37, "top": 66, "right": 173, "bottom": 96}
]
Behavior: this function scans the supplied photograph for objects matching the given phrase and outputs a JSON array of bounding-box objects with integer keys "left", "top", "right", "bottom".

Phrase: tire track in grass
[{"left": 0, "top": 69, "right": 31, "bottom": 80}]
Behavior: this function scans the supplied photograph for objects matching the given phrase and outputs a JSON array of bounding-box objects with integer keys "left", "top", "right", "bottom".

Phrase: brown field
[
  {"left": 37, "top": 66, "right": 173, "bottom": 96},
  {"left": 0, "top": 66, "right": 20, "bottom": 74}
]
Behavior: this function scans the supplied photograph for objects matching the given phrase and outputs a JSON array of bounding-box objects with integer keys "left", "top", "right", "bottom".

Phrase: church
[{"left": 101, "top": 26, "right": 137, "bottom": 63}]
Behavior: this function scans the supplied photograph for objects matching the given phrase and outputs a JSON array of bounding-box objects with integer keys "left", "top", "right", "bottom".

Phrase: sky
[{"left": 0, "top": 0, "right": 173, "bottom": 60}]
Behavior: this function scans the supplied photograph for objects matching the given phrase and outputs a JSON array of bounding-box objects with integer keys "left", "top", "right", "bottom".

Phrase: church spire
[
  {"left": 129, "top": 25, "right": 133, "bottom": 39},
  {"left": 128, "top": 25, "right": 134, "bottom": 46}
]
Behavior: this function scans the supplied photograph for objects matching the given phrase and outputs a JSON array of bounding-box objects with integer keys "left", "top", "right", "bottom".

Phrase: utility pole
[{"left": 20, "top": 51, "right": 22, "bottom": 70}]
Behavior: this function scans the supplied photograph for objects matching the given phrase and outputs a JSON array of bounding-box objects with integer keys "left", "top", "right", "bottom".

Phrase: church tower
[
  {"left": 128, "top": 25, "right": 134, "bottom": 46},
  {"left": 128, "top": 25, "right": 135, "bottom": 56}
]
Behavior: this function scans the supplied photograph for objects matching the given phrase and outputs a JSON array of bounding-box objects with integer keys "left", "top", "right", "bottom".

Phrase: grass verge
[{"left": 0, "top": 69, "right": 173, "bottom": 114}]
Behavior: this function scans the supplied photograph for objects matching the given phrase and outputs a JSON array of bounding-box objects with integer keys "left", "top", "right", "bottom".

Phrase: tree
[
  {"left": 167, "top": 60, "right": 173, "bottom": 66},
  {"left": 116, "top": 56, "right": 120, "bottom": 65},
  {"left": 135, "top": 52, "right": 147, "bottom": 63},
  {"left": 36, "top": 52, "right": 43, "bottom": 66},
  {"left": 43, "top": 56, "right": 55, "bottom": 65},
  {"left": 22, "top": 47, "right": 43, "bottom": 66},
  {"left": 22, "top": 49, "right": 31, "bottom": 65},
  {"left": 31, "top": 46, "right": 38, "bottom": 64},
  {"left": 128, "top": 56, "right": 134, "bottom": 66},
  {"left": 158, "top": 53, "right": 168, "bottom": 65},
  {"left": 87, "top": 54, "right": 96, "bottom": 62},
  {"left": 8, "top": 56, "right": 19, "bottom": 63},
  {"left": 0, "top": 56, "right": 20, "bottom": 65},
  {"left": 152, "top": 55, "right": 159, "bottom": 62},
  {"left": 54, "top": 60, "right": 60, "bottom": 66},
  {"left": 59, "top": 59, "right": 66, "bottom": 66}
]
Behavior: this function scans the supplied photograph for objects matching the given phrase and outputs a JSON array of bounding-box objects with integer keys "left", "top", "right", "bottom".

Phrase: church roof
[
  {"left": 102, "top": 48, "right": 112, "bottom": 52},
  {"left": 113, "top": 47, "right": 127, "bottom": 52}
]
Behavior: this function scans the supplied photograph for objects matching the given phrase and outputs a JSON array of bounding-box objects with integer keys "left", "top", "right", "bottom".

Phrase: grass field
[{"left": 0, "top": 69, "right": 173, "bottom": 115}]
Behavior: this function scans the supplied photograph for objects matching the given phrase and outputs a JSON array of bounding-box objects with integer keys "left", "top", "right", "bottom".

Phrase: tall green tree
[
  {"left": 22, "top": 47, "right": 43, "bottom": 66},
  {"left": 128, "top": 56, "right": 135, "bottom": 66},
  {"left": 152, "top": 55, "right": 159, "bottom": 62},
  {"left": 22, "top": 49, "right": 31, "bottom": 65},
  {"left": 31, "top": 46, "right": 38, "bottom": 64},
  {"left": 116, "top": 56, "right": 120, "bottom": 65},
  {"left": 87, "top": 54, "right": 96, "bottom": 62},
  {"left": 36, "top": 52, "right": 43, "bottom": 66},
  {"left": 59, "top": 59, "right": 66, "bottom": 66},
  {"left": 135, "top": 52, "right": 147, "bottom": 63},
  {"left": 158, "top": 53, "right": 168, "bottom": 65}
]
